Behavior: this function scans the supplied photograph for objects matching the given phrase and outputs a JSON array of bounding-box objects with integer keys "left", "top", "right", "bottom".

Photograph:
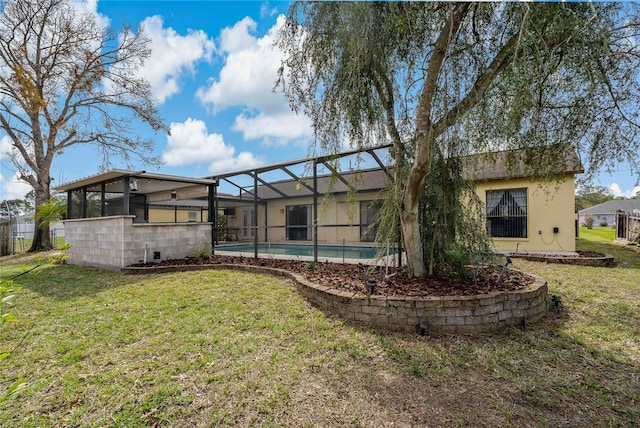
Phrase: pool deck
[{"left": 213, "top": 249, "right": 397, "bottom": 267}]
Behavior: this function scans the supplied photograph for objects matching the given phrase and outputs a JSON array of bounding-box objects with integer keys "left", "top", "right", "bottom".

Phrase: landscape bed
[
  {"left": 508, "top": 250, "right": 615, "bottom": 267},
  {"left": 126, "top": 255, "right": 548, "bottom": 334}
]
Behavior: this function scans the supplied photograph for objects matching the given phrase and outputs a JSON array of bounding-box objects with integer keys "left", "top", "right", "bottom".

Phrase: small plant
[
  {"left": 188, "top": 246, "right": 212, "bottom": 259},
  {"left": 599, "top": 220, "right": 608, "bottom": 227},
  {"left": 48, "top": 243, "right": 71, "bottom": 265},
  {"left": 306, "top": 261, "right": 316, "bottom": 271}
]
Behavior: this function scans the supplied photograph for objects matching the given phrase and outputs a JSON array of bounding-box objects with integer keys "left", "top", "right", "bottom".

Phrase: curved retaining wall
[
  {"left": 123, "top": 263, "right": 549, "bottom": 335},
  {"left": 509, "top": 253, "right": 615, "bottom": 267}
]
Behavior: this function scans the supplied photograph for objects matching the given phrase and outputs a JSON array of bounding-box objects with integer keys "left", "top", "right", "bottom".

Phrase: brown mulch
[{"left": 130, "top": 255, "right": 536, "bottom": 297}]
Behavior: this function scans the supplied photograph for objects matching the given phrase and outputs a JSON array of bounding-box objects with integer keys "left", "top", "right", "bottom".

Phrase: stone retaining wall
[
  {"left": 123, "top": 263, "right": 549, "bottom": 334},
  {"left": 509, "top": 253, "right": 615, "bottom": 267},
  {"left": 64, "top": 216, "right": 212, "bottom": 270}
]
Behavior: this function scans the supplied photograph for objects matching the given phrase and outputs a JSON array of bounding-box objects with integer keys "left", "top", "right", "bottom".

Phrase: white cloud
[
  {"left": 137, "top": 15, "right": 215, "bottom": 104},
  {"left": 162, "top": 118, "right": 263, "bottom": 173},
  {"left": 70, "top": 0, "right": 110, "bottom": 29},
  {"left": 260, "top": 3, "right": 279, "bottom": 19},
  {"left": 609, "top": 183, "right": 640, "bottom": 199},
  {"left": 197, "top": 15, "right": 312, "bottom": 144},
  {"left": 0, "top": 171, "right": 31, "bottom": 201},
  {"left": 0, "top": 135, "right": 31, "bottom": 200},
  {"left": 233, "top": 111, "right": 312, "bottom": 145}
]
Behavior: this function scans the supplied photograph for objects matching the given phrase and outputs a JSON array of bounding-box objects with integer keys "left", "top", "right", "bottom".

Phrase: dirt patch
[{"left": 129, "top": 255, "right": 535, "bottom": 297}]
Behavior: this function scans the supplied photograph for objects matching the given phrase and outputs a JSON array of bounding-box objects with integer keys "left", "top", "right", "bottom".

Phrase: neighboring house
[
  {"left": 9, "top": 212, "right": 65, "bottom": 240},
  {"left": 578, "top": 199, "right": 640, "bottom": 227},
  {"left": 56, "top": 145, "right": 583, "bottom": 269}
]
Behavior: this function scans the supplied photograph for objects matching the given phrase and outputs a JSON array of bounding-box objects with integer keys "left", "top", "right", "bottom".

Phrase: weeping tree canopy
[
  {"left": 0, "top": 0, "right": 165, "bottom": 251},
  {"left": 277, "top": 1, "right": 640, "bottom": 277}
]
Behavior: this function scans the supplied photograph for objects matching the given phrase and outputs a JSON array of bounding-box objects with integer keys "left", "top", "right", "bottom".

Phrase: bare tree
[
  {"left": 278, "top": 2, "right": 640, "bottom": 277},
  {"left": 0, "top": 0, "right": 165, "bottom": 251}
]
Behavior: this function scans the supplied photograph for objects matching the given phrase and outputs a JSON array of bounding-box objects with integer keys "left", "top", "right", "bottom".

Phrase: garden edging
[{"left": 122, "top": 263, "right": 549, "bottom": 335}]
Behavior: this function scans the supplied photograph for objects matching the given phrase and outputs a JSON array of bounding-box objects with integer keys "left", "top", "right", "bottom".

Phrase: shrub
[
  {"left": 599, "top": 220, "right": 608, "bottom": 227},
  {"left": 584, "top": 216, "right": 594, "bottom": 229},
  {"left": 188, "top": 246, "right": 212, "bottom": 259}
]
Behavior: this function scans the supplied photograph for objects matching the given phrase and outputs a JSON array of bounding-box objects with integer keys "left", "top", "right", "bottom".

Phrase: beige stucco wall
[
  {"left": 64, "top": 216, "right": 212, "bottom": 270},
  {"left": 474, "top": 175, "right": 576, "bottom": 252},
  {"left": 148, "top": 208, "right": 208, "bottom": 223},
  {"left": 223, "top": 176, "right": 576, "bottom": 253},
  {"left": 225, "top": 192, "right": 382, "bottom": 245}
]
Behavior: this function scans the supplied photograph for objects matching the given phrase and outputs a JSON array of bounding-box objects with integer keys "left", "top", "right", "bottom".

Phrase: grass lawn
[
  {"left": 578, "top": 226, "right": 616, "bottom": 243},
  {"left": 0, "top": 236, "right": 638, "bottom": 426}
]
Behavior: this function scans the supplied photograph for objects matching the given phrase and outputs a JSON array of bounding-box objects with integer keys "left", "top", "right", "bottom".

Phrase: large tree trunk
[
  {"left": 399, "top": 153, "right": 430, "bottom": 277},
  {"left": 400, "top": 200, "right": 425, "bottom": 277},
  {"left": 28, "top": 175, "right": 52, "bottom": 252}
]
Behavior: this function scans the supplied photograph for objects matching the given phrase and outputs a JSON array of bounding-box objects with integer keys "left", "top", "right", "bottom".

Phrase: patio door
[
  {"left": 286, "top": 204, "right": 311, "bottom": 240},
  {"left": 242, "top": 208, "right": 255, "bottom": 239}
]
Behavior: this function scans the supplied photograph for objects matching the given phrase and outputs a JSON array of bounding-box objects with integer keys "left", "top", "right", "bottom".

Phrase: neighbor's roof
[
  {"left": 462, "top": 144, "right": 583, "bottom": 182},
  {"left": 578, "top": 199, "right": 640, "bottom": 215}
]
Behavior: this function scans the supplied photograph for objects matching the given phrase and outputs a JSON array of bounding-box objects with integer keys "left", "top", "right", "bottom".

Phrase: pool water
[{"left": 214, "top": 242, "right": 395, "bottom": 260}]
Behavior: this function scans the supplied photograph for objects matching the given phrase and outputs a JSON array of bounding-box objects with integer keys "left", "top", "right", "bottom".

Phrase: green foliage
[
  {"left": 188, "top": 246, "right": 212, "bottom": 259},
  {"left": 599, "top": 220, "right": 609, "bottom": 228},
  {"left": 278, "top": 1, "right": 640, "bottom": 277},
  {"left": 35, "top": 197, "right": 66, "bottom": 226},
  {"left": 575, "top": 184, "right": 615, "bottom": 212},
  {"left": 1, "top": 279, "right": 25, "bottom": 403},
  {"left": 418, "top": 154, "right": 495, "bottom": 277},
  {"left": 47, "top": 243, "right": 71, "bottom": 265}
]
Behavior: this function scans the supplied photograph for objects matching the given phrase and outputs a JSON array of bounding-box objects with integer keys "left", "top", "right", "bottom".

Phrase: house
[
  {"left": 462, "top": 144, "right": 583, "bottom": 253},
  {"left": 578, "top": 199, "right": 640, "bottom": 227},
  {"left": 56, "top": 145, "right": 583, "bottom": 269},
  {"left": 9, "top": 212, "right": 65, "bottom": 241}
]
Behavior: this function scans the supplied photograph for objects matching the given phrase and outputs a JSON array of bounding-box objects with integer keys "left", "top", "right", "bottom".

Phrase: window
[
  {"left": 360, "top": 200, "right": 382, "bottom": 242},
  {"left": 486, "top": 188, "right": 527, "bottom": 238},
  {"left": 188, "top": 211, "right": 197, "bottom": 223},
  {"left": 242, "top": 208, "right": 255, "bottom": 239},
  {"left": 286, "top": 204, "right": 311, "bottom": 240}
]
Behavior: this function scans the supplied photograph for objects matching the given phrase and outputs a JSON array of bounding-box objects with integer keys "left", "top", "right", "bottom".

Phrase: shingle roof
[
  {"left": 578, "top": 199, "right": 640, "bottom": 215},
  {"left": 461, "top": 144, "right": 583, "bottom": 182}
]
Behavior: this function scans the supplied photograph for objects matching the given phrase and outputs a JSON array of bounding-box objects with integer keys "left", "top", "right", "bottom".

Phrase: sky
[{"left": 1, "top": 0, "right": 639, "bottom": 201}]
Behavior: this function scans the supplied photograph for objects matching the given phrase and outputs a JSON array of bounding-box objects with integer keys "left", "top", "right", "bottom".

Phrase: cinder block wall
[{"left": 64, "top": 216, "right": 212, "bottom": 270}]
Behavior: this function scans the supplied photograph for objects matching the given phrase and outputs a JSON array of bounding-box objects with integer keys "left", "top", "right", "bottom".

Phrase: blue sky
[{"left": 1, "top": 0, "right": 639, "bottom": 200}]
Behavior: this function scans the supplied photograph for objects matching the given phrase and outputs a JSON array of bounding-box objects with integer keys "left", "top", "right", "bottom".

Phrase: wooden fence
[
  {"left": 616, "top": 210, "right": 640, "bottom": 243},
  {"left": 0, "top": 220, "right": 10, "bottom": 256}
]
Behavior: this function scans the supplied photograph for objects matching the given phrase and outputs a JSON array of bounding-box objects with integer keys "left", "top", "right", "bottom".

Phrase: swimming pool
[{"left": 214, "top": 242, "right": 395, "bottom": 260}]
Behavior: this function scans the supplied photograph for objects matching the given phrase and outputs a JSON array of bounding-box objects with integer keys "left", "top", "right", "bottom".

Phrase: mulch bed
[{"left": 129, "top": 255, "right": 536, "bottom": 297}]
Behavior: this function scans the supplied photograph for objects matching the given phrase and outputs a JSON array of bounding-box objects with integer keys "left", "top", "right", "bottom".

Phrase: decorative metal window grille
[{"left": 486, "top": 189, "right": 527, "bottom": 238}]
